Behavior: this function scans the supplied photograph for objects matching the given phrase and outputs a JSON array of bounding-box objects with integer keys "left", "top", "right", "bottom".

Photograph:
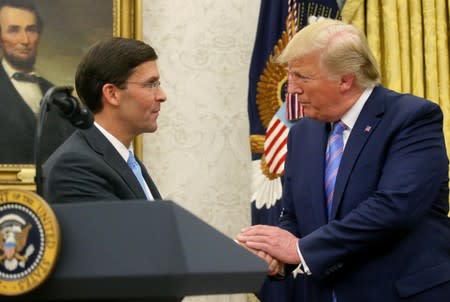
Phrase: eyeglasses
[{"left": 126, "top": 80, "right": 161, "bottom": 91}]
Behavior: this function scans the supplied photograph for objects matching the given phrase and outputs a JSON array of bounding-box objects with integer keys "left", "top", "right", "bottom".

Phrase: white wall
[{"left": 142, "top": 1, "right": 260, "bottom": 301}]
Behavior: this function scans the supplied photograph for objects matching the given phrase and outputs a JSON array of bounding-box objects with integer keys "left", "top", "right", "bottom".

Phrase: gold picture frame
[{"left": 0, "top": 0, "right": 143, "bottom": 191}]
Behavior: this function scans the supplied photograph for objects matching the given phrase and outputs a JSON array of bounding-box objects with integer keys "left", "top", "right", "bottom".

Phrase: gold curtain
[{"left": 342, "top": 0, "right": 450, "bottom": 169}]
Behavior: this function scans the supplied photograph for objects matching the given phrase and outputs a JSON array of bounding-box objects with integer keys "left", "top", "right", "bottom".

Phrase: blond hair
[{"left": 277, "top": 18, "right": 380, "bottom": 88}]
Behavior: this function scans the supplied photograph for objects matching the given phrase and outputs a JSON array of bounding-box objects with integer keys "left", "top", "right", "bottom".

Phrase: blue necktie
[
  {"left": 325, "top": 121, "right": 346, "bottom": 219},
  {"left": 127, "top": 151, "right": 152, "bottom": 200},
  {"left": 324, "top": 121, "right": 346, "bottom": 302}
]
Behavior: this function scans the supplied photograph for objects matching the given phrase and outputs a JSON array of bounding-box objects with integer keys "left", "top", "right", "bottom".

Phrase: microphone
[{"left": 44, "top": 86, "right": 93, "bottom": 129}]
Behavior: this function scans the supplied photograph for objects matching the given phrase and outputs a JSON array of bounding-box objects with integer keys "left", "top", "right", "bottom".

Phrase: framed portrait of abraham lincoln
[{"left": 0, "top": 0, "right": 143, "bottom": 190}]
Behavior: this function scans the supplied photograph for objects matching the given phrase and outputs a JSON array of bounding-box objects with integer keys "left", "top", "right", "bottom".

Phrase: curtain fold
[{"left": 342, "top": 0, "right": 450, "bottom": 182}]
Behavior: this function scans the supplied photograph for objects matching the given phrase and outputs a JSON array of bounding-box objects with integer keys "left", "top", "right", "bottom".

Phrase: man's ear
[
  {"left": 101, "top": 83, "right": 120, "bottom": 107},
  {"left": 339, "top": 73, "right": 355, "bottom": 93}
]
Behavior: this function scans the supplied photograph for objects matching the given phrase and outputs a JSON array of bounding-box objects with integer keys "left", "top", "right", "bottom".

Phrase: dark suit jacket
[
  {"left": 43, "top": 126, "right": 161, "bottom": 203},
  {"left": 279, "top": 86, "right": 450, "bottom": 301},
  {"left": 0, "top": 63, "right": 74, "bottom": 164}
]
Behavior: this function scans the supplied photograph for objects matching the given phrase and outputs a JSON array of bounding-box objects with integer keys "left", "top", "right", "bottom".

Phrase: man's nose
[
  {"left": 156, "top": 88, "right": 167, "bottom": 103},
  {"left": 287, "top": 80, "right": 303, "bottom": 95},
  {"left": 17, "top": 31, "right": 31, "bottom": 44}
]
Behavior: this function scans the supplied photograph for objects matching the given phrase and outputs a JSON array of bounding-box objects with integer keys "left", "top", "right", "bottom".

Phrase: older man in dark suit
[
  {"left": 238, "top": 19, "right": 450, "bottom": 301},
  {"left": 0, "top": 0, "right": 73, "bottom": 164}
]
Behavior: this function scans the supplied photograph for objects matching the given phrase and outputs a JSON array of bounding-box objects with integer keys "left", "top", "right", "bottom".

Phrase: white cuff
[{"left": 293, "top": 240, "right": 311, "bottom": 277}]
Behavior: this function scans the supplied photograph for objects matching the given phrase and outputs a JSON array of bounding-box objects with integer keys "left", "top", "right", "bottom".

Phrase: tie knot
[
  {"left": 332, "top": 121, "right": 346, "bottom": 135},
  {"left": 12, "top": 72, "right": 39, "bottom": 83}
]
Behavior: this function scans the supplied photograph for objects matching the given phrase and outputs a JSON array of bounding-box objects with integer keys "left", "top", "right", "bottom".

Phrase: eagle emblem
[
  {"left": 0, "top": 214, "right": 35, "bottom": 271},
  {"left": 0, "top": 189, "right": 60, "bottom": 296}
]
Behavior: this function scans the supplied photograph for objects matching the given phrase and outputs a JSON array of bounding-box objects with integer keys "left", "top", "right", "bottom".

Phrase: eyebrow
[
  {"left": 6, "top": 24, "right": 38, "bottom": 31},
  {"left": 289, "top": 69, "right": 310, "bottom": 77},
  {"left": 143, "top": 76, "right": 159, "bottom": 82},
  {"left": 25, "top": 24, "right": 38, "bottom": 30},
  {"left": 6, "top": 25, "right": 21, "bottom": 30}
]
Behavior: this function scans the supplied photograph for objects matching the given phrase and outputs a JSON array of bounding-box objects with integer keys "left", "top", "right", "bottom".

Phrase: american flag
[
  {"left": 264, "top": 103, "right": 296, "bottom": 175},
  {"left": 286, "top": 92, "right": 303, "bottom": 121}
]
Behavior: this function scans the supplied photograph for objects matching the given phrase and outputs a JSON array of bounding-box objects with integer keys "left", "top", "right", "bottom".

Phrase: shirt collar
[
  {"left": 94, "top": 121, "right": 131, "bottom": 162},
  {"left": 340, "top": 86, "right": 374, "bottom": 130}
]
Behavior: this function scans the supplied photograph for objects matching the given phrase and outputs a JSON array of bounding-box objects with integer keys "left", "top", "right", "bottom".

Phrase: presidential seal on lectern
[{"left": 0, "top": 189, "right": 60, "bottom": 296}]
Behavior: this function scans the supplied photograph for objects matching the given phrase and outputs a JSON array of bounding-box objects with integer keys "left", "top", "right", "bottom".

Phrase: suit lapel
[
  {"left": 139, "top": 160, "right": 162, "bottom": 199},
  {"left": 307, "top": 121, "right": 329, "bottom": 226},
  {"left": 37, "top": 76, "right": 52, "bottom": 94},
  {"left": 81, "top": 127, "right": 148, "bottom": 200},
  {"left": 330, "top": 86, "right": 386, "bottom": 220}
]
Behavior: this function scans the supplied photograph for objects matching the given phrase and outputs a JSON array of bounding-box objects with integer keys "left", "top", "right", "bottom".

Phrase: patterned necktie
[
  {"left": 12, "top": 72, "right": 39, "bottom": 83},
  {"left": 324, "top": 121, "right": 346, "bottom": 219},
  {"left": 127, "top": 151, "right": 152, "bottom": 200}
]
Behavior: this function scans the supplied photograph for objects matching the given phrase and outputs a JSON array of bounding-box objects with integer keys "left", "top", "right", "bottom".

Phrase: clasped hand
[{"left": 236, "top": 225, "right": 301, "bottom": 275}]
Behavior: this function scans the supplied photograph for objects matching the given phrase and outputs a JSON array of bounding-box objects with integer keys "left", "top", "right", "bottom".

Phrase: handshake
[{"left": 236, "top": 224, "right": 301, "bottom": 276}]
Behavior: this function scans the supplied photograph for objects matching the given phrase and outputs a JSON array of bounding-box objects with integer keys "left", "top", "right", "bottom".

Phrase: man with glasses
[
  {"left": 0, "top": 0, "right": 73, "bottom": 163},
  {"left": 43, "top": 37, "right": 166, "bottom": 203}
]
